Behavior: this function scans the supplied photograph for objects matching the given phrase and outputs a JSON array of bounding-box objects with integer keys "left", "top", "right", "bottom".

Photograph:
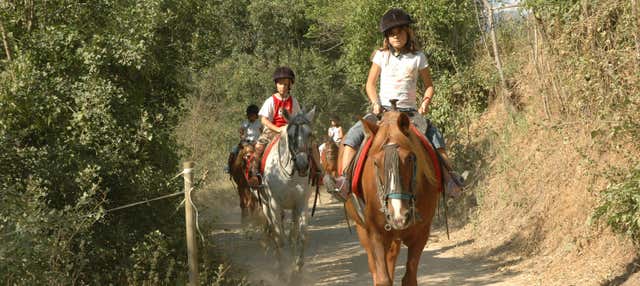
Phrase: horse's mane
[{"left": 371, "top": 113, "right": 438, "bottom": 188}]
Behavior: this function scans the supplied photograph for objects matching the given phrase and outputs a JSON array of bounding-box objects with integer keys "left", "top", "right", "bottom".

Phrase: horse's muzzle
[{"left": 294, "top": 153, "right": 309, "bottom": 177}]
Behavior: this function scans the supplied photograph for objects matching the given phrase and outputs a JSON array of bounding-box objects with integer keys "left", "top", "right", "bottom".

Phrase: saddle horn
[{"left": 389, "top": 99, "right": 399, "bottom": 111}]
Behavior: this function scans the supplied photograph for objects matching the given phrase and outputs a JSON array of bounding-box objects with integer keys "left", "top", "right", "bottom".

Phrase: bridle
[
  {"left": 374, "top": 137, "right": 419, "bottom": 231},
  {"left": 278, "top": 116, "right": 312, "bottom": 177}
]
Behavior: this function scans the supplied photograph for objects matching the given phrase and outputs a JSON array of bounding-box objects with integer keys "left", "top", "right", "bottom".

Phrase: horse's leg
[
  {"left": 260, "top": 189, "right": 285, "bottom": 255},
  {"left": 386, "top": 239, "right": 402, "bottom": 282},
  {"left": 355, "top": 225, "right": 378, "bottom": 283},
  {"left": 239, "top": 187, "right": 250, "bottom": 225},
  {"left": 291, "top": 204, "right": 308, "bottom": 273},
  {"left": 368, "top": 228, "right": 393, "bottom": 286},
  {"left": 401, "top": 227, "right": 429, "bottom": 286}
]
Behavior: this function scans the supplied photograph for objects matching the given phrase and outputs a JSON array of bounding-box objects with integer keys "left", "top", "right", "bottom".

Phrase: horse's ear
[
  {"left": 282, "top": 108, "right": 290, "bottom": 122},
  {"left": 361, "top": 117, "right": 379, "bottom": 137},
  {"left": 398, "top": 113, "right": 411, "bottom": 133},
  {"left": 305, "top": 106, "right": 316, "bottom": 122}
]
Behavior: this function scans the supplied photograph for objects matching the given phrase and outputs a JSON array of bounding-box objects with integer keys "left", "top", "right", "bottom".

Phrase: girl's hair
[{"left": 371, "top": 25, "right": 420, "bottom": 59}]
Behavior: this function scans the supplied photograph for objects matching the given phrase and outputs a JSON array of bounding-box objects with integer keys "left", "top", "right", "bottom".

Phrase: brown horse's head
[
  {"left": 321, "top": 137, "right": 339, "bottom": 176},
  {"left": 362, "top": 111, "right": 437, "bottom": 230},
  {"left": 235, "top": 142, "right": 259, "bottom": 186}
]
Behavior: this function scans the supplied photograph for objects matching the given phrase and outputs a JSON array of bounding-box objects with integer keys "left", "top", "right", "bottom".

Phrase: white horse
[{"left": 259, "top": 107, "right": 316, "bottom": 278}]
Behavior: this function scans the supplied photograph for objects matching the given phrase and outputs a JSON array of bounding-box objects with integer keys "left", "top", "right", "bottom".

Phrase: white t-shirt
[
  {"left": 241, "top": 119, "right": 262, "bottom": 143},
  {"left": 372, "top": 49, "right": 429, "bottom": 109},
  {"left": 328, "top": 126, "right": 342, "bottom": 143},
  {"left": 258, "top": 95, "right": 301, "bottom": 123}
]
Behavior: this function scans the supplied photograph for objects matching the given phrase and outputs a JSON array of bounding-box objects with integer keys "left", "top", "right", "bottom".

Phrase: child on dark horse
[
  {"left": 225, "top": 104, "right": 262, "bottom": 174},
  {"left": 249, "top": 66, "right": 303, "bottom": 187},
  {"left": 324, "top": 8, "right": 464, "bottom": 201}
]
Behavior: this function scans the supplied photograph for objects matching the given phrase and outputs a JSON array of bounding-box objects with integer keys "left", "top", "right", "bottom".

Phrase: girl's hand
[
  {"left": 418, "top": 100, "right": 430, "bottom": 115},
  {"left": 278, "top": 125, "right": 288, "bottom": 133},
  {"left": 372, "top": 102, "right": 383, "bottom": 115}
]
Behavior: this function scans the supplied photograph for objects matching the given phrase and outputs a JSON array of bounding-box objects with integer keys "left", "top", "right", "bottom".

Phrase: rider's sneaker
[
  {"left": 223, "top": 166, "right": 230, "bottom": 174},
  {"left": 323, "top": 174, "right": 350, "bottom": 202}
]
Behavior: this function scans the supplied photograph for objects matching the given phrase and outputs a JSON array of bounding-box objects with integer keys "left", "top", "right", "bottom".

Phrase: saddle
[{"left": 345, "top": 123, "right": 443, "bottom": 201}]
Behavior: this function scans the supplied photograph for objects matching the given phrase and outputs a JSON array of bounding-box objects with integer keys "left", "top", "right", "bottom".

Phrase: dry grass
[{"left": 445, "top": 58, "right": 638, "bottom": 284}]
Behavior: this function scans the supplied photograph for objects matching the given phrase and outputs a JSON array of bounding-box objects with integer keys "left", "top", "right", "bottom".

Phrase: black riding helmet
[
  {"left": 246, "top": 104, "right": 259, "bottom": 115},
  {"left": 379, "top": 8, "right": 414, "bottom": 34},
  {"left": 272, "top": 66, "right": 295, "bottom": 84}
]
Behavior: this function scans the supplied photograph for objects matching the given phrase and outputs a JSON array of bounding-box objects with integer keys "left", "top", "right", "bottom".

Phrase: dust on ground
[{"left": 202, "top": 187, "right": 531, "bottom": 285}]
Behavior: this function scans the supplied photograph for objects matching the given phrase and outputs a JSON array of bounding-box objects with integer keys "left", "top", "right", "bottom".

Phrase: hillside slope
[{"left": 450, "top": 62, "right": 638, "bottom": 284}]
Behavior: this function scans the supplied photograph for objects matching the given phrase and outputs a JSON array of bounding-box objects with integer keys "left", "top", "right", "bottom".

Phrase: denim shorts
[{"left": 342, "top": 111, "right": 445, "bottom": 150}]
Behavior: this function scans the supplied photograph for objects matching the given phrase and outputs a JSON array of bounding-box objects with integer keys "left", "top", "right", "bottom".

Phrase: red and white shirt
[{"left": 258, "top": 94, "right": 301, "bottom": 127}]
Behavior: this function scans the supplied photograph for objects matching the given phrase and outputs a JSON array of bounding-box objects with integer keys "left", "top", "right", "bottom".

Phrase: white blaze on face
[{"left": 389, "top": 172, "right": 405, "bottom": 222}]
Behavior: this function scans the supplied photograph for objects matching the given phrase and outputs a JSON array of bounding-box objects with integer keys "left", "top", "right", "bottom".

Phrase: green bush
[{"left": 593, "top": 165, "right": 640, "bottom": 245}]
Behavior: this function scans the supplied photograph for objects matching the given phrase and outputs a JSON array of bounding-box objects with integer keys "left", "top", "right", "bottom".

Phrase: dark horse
[
  {"left": 341, "top": 110, "right": 441, "bottom": 286},
  {"left": 229, "top": 142, "right": 261, "bottom": 224}
]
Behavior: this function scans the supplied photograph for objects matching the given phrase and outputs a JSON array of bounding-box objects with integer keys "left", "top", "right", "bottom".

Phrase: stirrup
[{"left": 350, "top": 192, "right": 365, "bottom": 224}]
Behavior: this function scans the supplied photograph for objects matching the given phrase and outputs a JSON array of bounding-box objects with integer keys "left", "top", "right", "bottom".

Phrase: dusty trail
[{"left": 207, "top": 190, "right": 529, "bottom": 285}]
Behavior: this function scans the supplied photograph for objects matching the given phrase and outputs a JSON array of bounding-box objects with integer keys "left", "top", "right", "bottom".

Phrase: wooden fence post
[{"left": 183, "top": 161, "right": 199, "bottom": 286}]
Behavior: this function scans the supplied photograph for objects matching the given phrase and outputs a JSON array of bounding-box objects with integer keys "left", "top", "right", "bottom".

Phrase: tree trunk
[
  {"left": 481, "top": 0, "right": 507, "bottom": 93},
  {"left": 473, "top": 0, "right": 490, "bottom": 58},
  {"left": 0, "top": 20, "right": 11, "bottom": 61},
  {"left": 632, "top": 0, "right": 640, "bottom": 68}
]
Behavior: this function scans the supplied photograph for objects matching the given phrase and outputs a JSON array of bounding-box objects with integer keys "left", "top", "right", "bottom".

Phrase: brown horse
[
  {"left": 320, "top": 137, "right": 339, "bottom": 178},
  {"left": 229, "top": 142, "right": 261, "bottom": 224},
  {"left": 342, "top": 111, "right": 441, "bottom": 286}
]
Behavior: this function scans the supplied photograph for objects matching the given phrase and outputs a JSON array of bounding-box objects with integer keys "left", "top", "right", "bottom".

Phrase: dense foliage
[{"left": 0, "top": 1, "right": 219, "bottom": 284}]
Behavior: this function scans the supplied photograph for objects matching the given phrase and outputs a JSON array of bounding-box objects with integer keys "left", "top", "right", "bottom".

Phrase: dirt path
[{"left": 207, "top": 190, "right": 530, "bottom": 285}]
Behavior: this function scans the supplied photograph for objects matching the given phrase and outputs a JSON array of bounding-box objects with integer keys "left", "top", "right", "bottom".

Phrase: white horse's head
[{"left": 282, "top": 107, "right": 315, "bottom": 177}]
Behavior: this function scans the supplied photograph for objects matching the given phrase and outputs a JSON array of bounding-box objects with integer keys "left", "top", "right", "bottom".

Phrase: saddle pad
[
  {"left": 410, "top": 125, "right": 443, "bottom": 193},
  {"left": 350, "top": 136, "right": 374, "bottom": 197},
  {"left": 261, "top": 135, "right": 281, "bottom": 174}
]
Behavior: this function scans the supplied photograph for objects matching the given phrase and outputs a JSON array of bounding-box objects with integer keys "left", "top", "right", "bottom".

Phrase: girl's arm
[
  {"left": 337, "top": 127, "right": 344, "bottom": 140},
  {"left": 261, "top": 116, "right": 284, "bottom": 133},
  {"left": 366, "top": 63, "right": 383, "bottom": 115},
  {"left": 418, "top": 67, "right": 435, "bottom": 115}
]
